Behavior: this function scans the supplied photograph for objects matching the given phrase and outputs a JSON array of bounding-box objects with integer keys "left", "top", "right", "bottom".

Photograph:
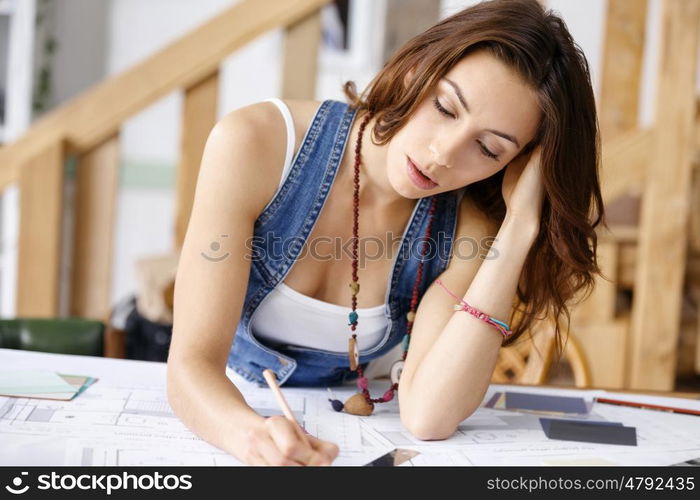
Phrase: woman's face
[{"left": 386, "top": 49, "right": 542, "bottom": 198}]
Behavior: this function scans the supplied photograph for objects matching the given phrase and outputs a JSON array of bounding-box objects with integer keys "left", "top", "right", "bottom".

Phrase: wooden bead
[
  {"left": 406, "top": 311, "right": 416, "bottom": 322},
  {"left": 344, "top": 392, "right": 374, "bottom": 416},
  {"left": 390, "top": 360, "right": 405, "bottom": 384},
  {"left": 348, "top": 337, "right": 359, "bottom": 371},
  {"left": 349, "top": 281, "right": 360, "bottom": 295}
]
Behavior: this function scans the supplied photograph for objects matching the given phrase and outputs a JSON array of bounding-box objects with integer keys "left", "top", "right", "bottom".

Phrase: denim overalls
[{"left": 227, "top": 99, "right": 463, "bottom": 388}]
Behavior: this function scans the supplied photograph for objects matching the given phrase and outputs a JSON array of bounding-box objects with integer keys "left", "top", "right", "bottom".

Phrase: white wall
[{"left": 48, "top": 0, "right": 109, "bottom": 109}]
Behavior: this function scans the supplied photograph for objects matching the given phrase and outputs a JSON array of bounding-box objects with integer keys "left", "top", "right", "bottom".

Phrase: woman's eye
[
  {"left": 432, "top": 97, "right": 455, "bottom": 118},
  {"left": 432, "top": 97, "right": 499, "bottom": 162},
  {"left": 477, "top": 140, "right": 499, "bottom": 161}
]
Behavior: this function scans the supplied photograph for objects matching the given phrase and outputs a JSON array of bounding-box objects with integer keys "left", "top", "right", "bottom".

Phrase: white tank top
[{"left": 249, "top": 98, "right": 389, "bottom": 353}]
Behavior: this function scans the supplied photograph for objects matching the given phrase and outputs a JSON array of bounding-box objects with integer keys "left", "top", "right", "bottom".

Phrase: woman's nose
[{"left": 429, "top": 142, "right": 453, "bottom": 169}]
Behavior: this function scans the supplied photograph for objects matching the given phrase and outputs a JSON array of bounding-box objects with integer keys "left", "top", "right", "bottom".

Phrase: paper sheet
[{"left": 0, "top": 369, "right": 78, "bottom": 395}]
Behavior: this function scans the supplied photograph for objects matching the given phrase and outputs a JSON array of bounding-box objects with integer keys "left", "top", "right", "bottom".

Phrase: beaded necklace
[{"left": 328, "top": 110, "right": 438, "bottom": 416}]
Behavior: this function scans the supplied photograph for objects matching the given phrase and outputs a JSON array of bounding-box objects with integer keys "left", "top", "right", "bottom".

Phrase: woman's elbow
[
  {"left": 405, "top": 421, "right": 455, "bottom": 441},
  {"left": 400, "top": 413, "right": 457, "bottom": 441},
  {"left": 165, "top": 357, "right": 189, "bottom": 412},
  {"left": 400, "top": 406, "right": 478, "bottom": 441},
  {"left": 165, "top": 366, "right": 181, "bottom": 411}
]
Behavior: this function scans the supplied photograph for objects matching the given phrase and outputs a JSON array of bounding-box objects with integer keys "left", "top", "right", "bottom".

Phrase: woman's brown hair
[{"left": 343, "top": 0, "right": 608, "bottom": 357}]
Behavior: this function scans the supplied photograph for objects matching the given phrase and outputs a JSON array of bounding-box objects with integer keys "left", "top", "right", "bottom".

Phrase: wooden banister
[
  {"left": 598, "top": 0, "right": 648, "bottom": 141},
  {"left": 175, "top": 71, "right": 219, "bottom": 250},
  {"left": 0, "top": 0, "right": 330, "bottom": 190},
  {"left": 70, "top": 134, "right": 120, "bottom": 321},
  {"left": 600, "top": 127, "right": 653, "bottom": 203},
  {"left": 16, "top": 141, "right": 65, "bottom": 317},
  {"left": 282, "top": 10, "right": 322, "bottom": 99},
  {"left": 628, "top": 0, "right": 699, "bottom": 390},
  {"left": 0, "top": 0, "right": 330, "bottom": 318},
  {"left": 570, "top": 0, "right": 649, "bottom": 390}
]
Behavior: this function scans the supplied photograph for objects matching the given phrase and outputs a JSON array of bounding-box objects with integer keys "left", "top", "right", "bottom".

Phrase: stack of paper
[{"left": 0, "top": 369, "right": 97, "bottom": 400}]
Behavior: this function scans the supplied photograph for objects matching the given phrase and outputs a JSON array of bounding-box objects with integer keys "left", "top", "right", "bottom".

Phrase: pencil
[
  {"left": 594, "top": 397, "right": 700, "bottom": 417},
  {"left": 262, "top": 369, "right": 312, "bottom": 444}
]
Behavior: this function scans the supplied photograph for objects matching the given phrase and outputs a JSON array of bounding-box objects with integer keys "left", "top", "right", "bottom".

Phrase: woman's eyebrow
[{"left": 443, "top": 77, "right": 521, "bottom": 148}]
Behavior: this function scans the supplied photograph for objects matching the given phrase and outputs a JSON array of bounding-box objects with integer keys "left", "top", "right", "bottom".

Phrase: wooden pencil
[
  {"left": 262, "top": 369, "right": 312, "bottom": 444},
  {"left": 594, "top": 397, "right": 700, "bottom": 417}
]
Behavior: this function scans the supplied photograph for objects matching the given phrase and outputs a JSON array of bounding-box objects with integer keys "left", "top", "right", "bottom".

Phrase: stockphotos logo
[
  {"left": 5, "top": 472, "right": 29, "bottom": 494},
  {"left": 4, "top": 471, "right": 193, "bottom": 496}
]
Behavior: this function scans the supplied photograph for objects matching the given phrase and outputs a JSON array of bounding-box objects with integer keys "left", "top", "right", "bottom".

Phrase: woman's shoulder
[
  {"left": 218, "top": 98, "right": 323, "bottom": 151},
  {"left": 275, "top": 99, "right": 325, "bottom": 152},
  {"left": 213, "top": 99, "right": 324, "bottom": 217}
]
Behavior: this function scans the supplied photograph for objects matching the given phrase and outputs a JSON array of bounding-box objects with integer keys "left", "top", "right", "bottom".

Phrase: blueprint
[
  {"left": 1, "top": 348, "right": 700, "bottom": 466},
  {"left": 0, "top": 377, "right": 393, "bottom": 466}
]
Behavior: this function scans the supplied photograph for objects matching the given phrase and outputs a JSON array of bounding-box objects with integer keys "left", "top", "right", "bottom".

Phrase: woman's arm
[
  {"left": 399, "top": 146, "right": 545, "bottom": 440},
  {"left": 167, "top": 104, "right": 338, "bottom": 465},
  {"left": 166, "top": 107, "right": 271, "bottom": 459},
  {"left": 398, "top": 213, "right": 538, "bottom": 440}
]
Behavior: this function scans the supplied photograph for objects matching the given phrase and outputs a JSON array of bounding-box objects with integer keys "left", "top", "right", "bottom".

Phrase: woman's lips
[{"left": 406, "top": 156, "right": 438, "bottom": 190}]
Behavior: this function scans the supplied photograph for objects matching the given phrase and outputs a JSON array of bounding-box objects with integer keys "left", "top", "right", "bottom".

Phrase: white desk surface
[{"left": 1, "top": 348, "right": 699, "bottom": 466}]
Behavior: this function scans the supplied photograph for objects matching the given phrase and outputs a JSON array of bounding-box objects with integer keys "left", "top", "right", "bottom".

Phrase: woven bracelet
[{"left": 434, "top": 279, "right": 513, "bottom": 339}]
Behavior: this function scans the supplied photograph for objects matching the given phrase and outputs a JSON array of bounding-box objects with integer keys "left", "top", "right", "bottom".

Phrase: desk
[{"left": 1, "top": 348, "right": 699, "bottom": 466}]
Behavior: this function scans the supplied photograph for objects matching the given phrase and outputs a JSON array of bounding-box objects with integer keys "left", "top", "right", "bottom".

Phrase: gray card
[{"left": 505, "top": 392, "right": 588, "bottom": 414}]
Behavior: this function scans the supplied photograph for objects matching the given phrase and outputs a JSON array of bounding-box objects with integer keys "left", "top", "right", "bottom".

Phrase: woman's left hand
[{"left": 501, "top": 144, "right": 544, "bottom": 230}]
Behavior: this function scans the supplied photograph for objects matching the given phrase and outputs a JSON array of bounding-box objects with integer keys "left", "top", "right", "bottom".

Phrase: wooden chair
[{"left": 491, "top": 318, "right": 591, "bottom": 388}]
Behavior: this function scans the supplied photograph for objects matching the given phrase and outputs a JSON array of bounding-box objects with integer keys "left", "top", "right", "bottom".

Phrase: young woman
[{"left": 166, "top": 0, "right": 605, "bottom": 466}]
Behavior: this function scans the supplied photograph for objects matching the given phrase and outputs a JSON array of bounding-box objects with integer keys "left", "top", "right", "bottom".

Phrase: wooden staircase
[
  {"left": 568, "top": 0, "right": 700, "bottom": 391},
  {"left": 0, "top": 0, "right": 331, "bottom": 321}
]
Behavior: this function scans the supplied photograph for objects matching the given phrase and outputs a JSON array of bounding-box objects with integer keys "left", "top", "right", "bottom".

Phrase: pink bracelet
[{"left": 434, "top": 278, "right": 513, "bottom": 339}]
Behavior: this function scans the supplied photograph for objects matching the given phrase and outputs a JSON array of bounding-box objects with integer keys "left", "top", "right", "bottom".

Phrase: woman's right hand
[
  {"left": 241, "top": 415, "right": 339, "bottom": 466},
  {"left": 501, "top": 144, "right": 544, "bottom": 229}
]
